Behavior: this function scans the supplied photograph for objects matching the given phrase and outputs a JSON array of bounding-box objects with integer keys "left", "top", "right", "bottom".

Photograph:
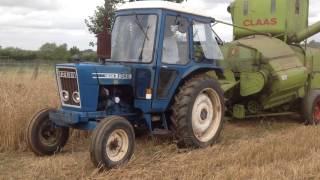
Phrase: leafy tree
[
  {"left": 40, "top": 43, "right": 57, "bottom": 52},
  {"left": 85, "top": 0, "right": 124, "bottom": 34},
  {"left": 38, "top": 43, "right": 71, "bottom": 61},
  {"left": 81, "top": 50, "right": 98, "bottom": 61},
  {"left": 54, "top": 44, "right": 70, "bottom": 60},
  {"left": 0, "top": 43, "right": 98, "bottom": 61},
  {"left": 70, "top": 46, "right": 80, "bottom": 55},
  {"left": 85, "top": 6, "right": 108, "bottom": 35},
  {"left": 0, "top": 47, "right": 37, "bottom": 61}
]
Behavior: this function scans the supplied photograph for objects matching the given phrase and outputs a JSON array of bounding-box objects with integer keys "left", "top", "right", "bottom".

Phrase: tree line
[{"left": 0, "top": 43, "right": 97, "bottom": 61}]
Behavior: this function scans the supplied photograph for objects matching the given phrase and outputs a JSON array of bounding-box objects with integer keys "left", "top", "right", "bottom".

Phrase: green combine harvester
[{"left": 219, "top": 0, "right": 320, "bottom": 124}]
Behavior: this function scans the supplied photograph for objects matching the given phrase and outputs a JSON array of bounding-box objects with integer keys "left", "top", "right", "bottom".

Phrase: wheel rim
[
  {"left": 191, "top": 88, "right": 222, "bottom": 143},
  {"left": 106, "top": 129, "right": 129, "bottom": 162},
  {"left": 313, "top": 101, "right": 320, "bottom": 124},
  {"left": 38, "top": 119, "right": 63, "bottom": 147}
]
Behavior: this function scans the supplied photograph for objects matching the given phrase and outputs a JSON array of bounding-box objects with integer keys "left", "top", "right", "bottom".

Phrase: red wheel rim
[{"left": 313, "top": 101, "right": 320, "bottom": 124}]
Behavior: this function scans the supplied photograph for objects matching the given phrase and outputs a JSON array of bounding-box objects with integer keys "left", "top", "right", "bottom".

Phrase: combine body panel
[
  {"left": 222, "top": 0, "right": 320, "bottom": 119},
  {"left": 229, "top": 0, "right": 309, "bottom": 41}
]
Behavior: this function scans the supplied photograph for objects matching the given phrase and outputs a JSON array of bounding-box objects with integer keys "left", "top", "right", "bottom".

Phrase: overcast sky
[{"left": 1, "top": 0, "right": 320, "bottom": 50}]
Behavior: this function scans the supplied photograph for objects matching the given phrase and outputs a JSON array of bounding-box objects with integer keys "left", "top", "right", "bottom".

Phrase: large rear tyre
[
  {"left": 303, "top": 90, "right": 320, "bottom": 125},
  {"left": 171, "top": 75, "right": 225, "bottom": 148},
  {"left": 90, "top": 116, "right": 135, "bottom": 169},
  {"left": 26, "top": 108, "right": 69, "bottom": 156}
]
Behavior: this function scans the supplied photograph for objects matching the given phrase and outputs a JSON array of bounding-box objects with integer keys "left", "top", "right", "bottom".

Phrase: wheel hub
[
  {"left": 39, "top": 120, "right": 61, "bottom": 146},
  {"left": 109, "top": 138, "right": 120, "bottom": 151},
  {"left": 106, "top": 129, "right": 129, "bottom": 162},
  {"left": 191, "top": 88, "right": 222, "bottom": 143},
  {"left": 200, "top": 109, "right": 208, "bottom": 120}
]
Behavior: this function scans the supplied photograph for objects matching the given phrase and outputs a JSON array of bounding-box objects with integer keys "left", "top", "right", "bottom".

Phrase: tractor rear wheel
[
  {"left": 90, "top": 116, "right": 135, "bottom": 169},
  {"left": 171, "top": 75, "right": 225, "bottom": 148},
  {"left": 303, "top": 90, "right": 320, "bottom": 125},
  {"left": 26, "top": 108, "right": 69, "bottom": 156}
]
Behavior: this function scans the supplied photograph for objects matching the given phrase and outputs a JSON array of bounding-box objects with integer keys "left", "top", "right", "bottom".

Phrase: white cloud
[
  {"left": 0, "top": 0, "right": 319, "bottom": 50},
  {"left": 0, "top": 0, "right": 103, "bottom": 50},
  {"left": 0, "top": 0, "right": 60, "bottom": 10}
]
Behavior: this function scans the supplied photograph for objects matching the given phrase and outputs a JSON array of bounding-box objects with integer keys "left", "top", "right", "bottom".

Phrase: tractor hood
[
  {"left": 57, "top": 62, "right": 133, "bottom": 86},
  {"left": 92, "top": 63, "right": 133, "bottom": 85},
  {"left": 55, "top": 62, "right": 133, "bottom": 112}
]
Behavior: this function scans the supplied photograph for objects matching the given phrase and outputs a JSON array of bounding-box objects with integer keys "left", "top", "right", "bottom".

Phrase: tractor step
[{"left": 152, "top": 129, "right": 172, "bottom": 135}]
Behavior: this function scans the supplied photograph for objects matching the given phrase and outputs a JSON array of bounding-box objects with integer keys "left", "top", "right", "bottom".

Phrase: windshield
[{"left": 111, "top": 15, "right": 157, "bottom": 63}]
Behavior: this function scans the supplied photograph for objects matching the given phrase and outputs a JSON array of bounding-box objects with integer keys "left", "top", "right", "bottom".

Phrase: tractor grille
[{"left": 56, "top": 67, "right": 81, "bottom": 107}]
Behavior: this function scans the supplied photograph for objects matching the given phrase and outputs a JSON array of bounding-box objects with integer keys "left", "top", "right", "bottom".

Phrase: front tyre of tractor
[
  {"left": 90, "top": 116, "right": 135, "bottom": 169},
  {"left": 26, "top": 108, "right": 69, "bottom": 156},
  {"left": 303, "top": 90, "right": 320, "bottom": 125},
  {"left": 171, "top": 75, "right": 225, "bottom": 148}
]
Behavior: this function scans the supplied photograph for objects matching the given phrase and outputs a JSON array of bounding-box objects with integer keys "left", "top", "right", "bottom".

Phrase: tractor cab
[
  {"left": 27, "top": 1, "right": 226, "bottom": 169},
  {"left": 108, "top": 1, "right": 224, "bottom": 112},
  {"left": 51, "top": 1, "right": 224, "bottom": 130}
]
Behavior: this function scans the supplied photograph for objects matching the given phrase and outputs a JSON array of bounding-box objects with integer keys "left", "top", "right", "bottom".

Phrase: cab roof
[{"left": 117, "top": 1, "right": 213, "bottom": 19}]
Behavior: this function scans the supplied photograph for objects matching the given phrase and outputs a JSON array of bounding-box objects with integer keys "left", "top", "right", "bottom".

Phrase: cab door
[{"left": 152, "top": 13, "right": 192, "bottom": 111}]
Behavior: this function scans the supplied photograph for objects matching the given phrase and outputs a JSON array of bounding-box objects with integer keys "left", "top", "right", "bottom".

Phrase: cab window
[
  {"left": 192, "top": 21, "right": 224, "bottom": 62},
  {"left": 161, "top": 16, "right": 189, "bottom": 65}
]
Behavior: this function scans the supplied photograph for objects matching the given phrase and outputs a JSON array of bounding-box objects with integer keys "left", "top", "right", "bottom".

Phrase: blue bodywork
[{"left": 50, "top": 8, "right": 223, "bottom": 134}]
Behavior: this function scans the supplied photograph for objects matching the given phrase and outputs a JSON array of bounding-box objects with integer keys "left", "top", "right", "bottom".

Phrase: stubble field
[{"left": 1, "top": 66, "right": 320, "bottom": 180}]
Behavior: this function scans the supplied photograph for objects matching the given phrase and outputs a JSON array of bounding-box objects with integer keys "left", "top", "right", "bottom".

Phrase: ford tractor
[{"left": 26, "top": 1, "right": 228, "bottom": 169}]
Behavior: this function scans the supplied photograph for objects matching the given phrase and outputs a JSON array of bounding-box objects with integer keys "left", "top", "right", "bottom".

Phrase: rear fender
[{"left": 166, "top": 67, "right": 223, "bottom": 110}]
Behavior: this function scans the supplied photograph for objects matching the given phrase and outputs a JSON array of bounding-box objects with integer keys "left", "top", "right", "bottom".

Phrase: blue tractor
[{"left": 26, "top": 1, "right": 226, "bottom": 169}]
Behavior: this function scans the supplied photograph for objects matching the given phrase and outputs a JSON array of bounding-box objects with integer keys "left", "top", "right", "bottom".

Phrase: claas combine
[{"left": 220, "top": 0, "right": 320, "bottom": 124}]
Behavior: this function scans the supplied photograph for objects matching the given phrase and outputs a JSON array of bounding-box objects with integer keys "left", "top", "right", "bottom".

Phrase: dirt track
[{"left": 2, "top": 117, "right": 320, "bottom": 180}]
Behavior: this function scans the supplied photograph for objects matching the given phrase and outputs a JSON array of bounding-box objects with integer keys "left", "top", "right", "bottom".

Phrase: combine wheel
[
  {"left": 303, "top": 90, "right": 320, "bottom": 125},
  {"left": 90, "top": 116, "right": 135, "bottom": 169},
  {"left": 26, "top": 108, "right": 69, "bottom": 155},
  {"left": 171, "top": 75, "right": 225, "bottom": 148}
]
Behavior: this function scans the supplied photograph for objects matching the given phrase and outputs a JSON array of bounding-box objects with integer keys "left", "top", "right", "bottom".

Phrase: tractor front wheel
[
  {"left": 26, "top": 108, "right": 69, "bottom": 156},
  {"left": 90, "top": 116, "right": 135, "bottom": 169},
  {"left": 171, "top": 75, "right": 225, "bottom": 148}
]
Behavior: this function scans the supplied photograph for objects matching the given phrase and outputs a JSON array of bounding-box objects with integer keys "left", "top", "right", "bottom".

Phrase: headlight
[
  {"left": 72, "top": 92, "right": 80, "bottom": 103},
  {"left": 115, "top": 97, "right": 120, "bottom": 104},
  {"left": 61, "top": 90, "right": 69, "bottom": 102}
]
